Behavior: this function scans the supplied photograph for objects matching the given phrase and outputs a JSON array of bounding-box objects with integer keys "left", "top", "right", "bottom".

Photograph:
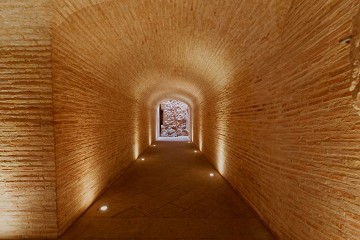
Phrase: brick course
[
  {"left": 195, "top": 1, "right": 360, "bottom": 239},
  {"left": 0, "top": 0, "right": 57, "bottom": 238}
]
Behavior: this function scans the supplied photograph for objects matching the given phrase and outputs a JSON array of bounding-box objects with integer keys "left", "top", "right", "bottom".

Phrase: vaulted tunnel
[{"left": 1, "top": 0, "right": 360, "bottom": 239}]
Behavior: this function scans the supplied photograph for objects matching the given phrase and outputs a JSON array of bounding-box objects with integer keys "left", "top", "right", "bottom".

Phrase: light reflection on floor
[{"left": 60, "top": 141, "right": 274, "bottom": 240}]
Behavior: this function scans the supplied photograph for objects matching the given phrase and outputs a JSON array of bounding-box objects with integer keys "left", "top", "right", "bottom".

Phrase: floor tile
[{"left": 59, "top": 141, "right": 274, "bottom": 240}]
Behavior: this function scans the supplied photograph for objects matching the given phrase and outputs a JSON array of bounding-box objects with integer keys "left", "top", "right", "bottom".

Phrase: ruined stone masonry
[{"left": 160, "top": 100, "right": 190, "bottom": 137}]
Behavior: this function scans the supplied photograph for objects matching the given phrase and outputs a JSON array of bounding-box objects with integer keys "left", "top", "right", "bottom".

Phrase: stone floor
[
  {"left": 157, "top": 136, "right": 191, "bottom": 142},
  {"left": 60, "top": 141, "right": 274, "bottom": 240}
]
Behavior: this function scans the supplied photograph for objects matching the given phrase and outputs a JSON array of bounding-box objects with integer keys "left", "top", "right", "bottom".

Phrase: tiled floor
[{"left": 60, "top": 141, "right": 274, "bottom": 240}]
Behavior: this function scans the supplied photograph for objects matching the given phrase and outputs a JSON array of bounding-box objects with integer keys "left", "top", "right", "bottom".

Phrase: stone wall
[{"left": 160, "top": 100, "right": 189, "bottom": 137}]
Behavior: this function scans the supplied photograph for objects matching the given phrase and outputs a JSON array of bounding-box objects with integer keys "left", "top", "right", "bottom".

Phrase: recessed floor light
[
  {"left": 209, "top": 173, "right": 214, "bottom": 177},
  {"left": 141, "top": 158, "right": 145, "bottom": 161},
  {"left": 152, "top": 144, "right": 156, "bottom": 146},
  {"left": 99, "top": 205, "right": 108, "bottom": 211},
  {"left": 194, "top": 150, "right": 198, "bottom": 153},
  {"left": 339, "top": 35, "right": 352, "bottom": 44}
]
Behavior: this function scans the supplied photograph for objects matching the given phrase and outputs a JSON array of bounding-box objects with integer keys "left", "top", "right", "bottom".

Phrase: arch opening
[{"left": 156, "top": 99, "right": 191, "bottom": 142}]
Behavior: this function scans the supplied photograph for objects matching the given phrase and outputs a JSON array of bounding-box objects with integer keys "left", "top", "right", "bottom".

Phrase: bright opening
[{"left": 156, "top": 100, "right": 191, "bottom": 142}]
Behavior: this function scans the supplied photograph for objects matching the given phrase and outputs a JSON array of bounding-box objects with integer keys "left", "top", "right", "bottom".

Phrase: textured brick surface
[
  {"left": 52, "top": 31, "right": 151, "bottom": 236},
  {"left": 351, "top": 8, "right": 360, "bottom": 115},
  {"left": 194, "top": 2, "right": 360, "bottom": 240},
  {"left": 52, "top": 2, "right": 153, "bottom": 235},
  {"left": 0, "top": 0, "right": 57, "bottom": 238}
]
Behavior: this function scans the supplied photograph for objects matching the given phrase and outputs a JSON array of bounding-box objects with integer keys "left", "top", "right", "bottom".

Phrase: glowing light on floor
[
  {"left": 141, "top": 158, "right": 145, "bottom": 161},
  {"left": 152, "top": 144, "right": 156, "bottom": 147},
  {"left": 210, "top": 173, "right": 214, "bottom": 177},
  {"left": 194, "top": 150, "right": 198, "bottom": 153},
  {"left": 99, "top": 205, "right": 108, "bottom": 211}
]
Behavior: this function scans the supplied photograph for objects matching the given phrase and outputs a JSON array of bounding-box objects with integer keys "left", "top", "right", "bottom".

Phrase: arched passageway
[{"left": 1, "top": 1, "right": 360, "bottom": 240}]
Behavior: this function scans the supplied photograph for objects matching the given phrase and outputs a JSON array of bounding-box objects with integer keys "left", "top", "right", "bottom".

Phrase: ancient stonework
[{"left": 160, "top": 100, "right": 190, "bottom": 137}]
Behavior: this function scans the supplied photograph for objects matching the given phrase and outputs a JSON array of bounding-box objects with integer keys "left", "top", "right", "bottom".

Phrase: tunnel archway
[
  {"left": 2, "top": 1, "right": 360, "bottom": 239},
  {"left": 156, "top": 99, "right": 191, "bottom": 141}
]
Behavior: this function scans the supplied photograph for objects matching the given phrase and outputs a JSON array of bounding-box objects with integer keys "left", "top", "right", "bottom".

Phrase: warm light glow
[
  {"left": 134, "top": 143, "right": 140, "bottom": 160},
  {"left": 148, "top": 124, "right": 152, "bottom": 145},
  {"left": 215, "top": 103, "right": 230, "bottom": 175},
  {"left": 210, "top": 173, "right": 214, "bottom": 177},
  {"left": 198, "top": 108, "right": 203, "bottom": 151},
  {"left": 79, "top": 158, "right": 99, "bottom": 212},
  {"left": 148, "top": 108, "right": 153, "bottom": 145},
  {"left": 141, "top": 158, "right": 145, "bottom": 161},
  {"left": 216, "top": 140, "right": 226, "bottom": 175},
  {"left": 133, "top": 106, "right": 141, "bottom": 160},
  {"left": 99, "top": 205, "right": 108, "bottom": 211},
  {"left": 179, "top": 41, "right": 234, "bottom": 87},
  {"left": 0, "top": 203, "right": 25, "bottom": 237},
  {"left": 194, "top": 150, "right": 198, "bottom": 153},
  {"left": 152, "top": 144, "right": 156, "bottom": 146}
]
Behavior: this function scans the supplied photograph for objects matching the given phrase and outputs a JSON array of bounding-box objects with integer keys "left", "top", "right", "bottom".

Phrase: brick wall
[
  {"left": 0, "top": 0, "right": 57, "bottom": 238},
  {"left": 52, "top": 4, "right": 152, "bottom": 235},
  {"left": 351, "top": 8, "right": 360, "bottom": 115},
  {"left": 195, "top": 1, "right": 360, "bottom": 239}
]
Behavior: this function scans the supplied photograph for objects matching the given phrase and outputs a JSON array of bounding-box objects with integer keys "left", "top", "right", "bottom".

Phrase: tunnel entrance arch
[{"left": 156, "top": 100, "right": 191, "bottom": 141}]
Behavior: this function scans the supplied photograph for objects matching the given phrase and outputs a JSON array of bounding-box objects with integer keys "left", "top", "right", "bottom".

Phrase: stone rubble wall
[{"left": 160, "top": 100, "right": 189, "bottom": 137}]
